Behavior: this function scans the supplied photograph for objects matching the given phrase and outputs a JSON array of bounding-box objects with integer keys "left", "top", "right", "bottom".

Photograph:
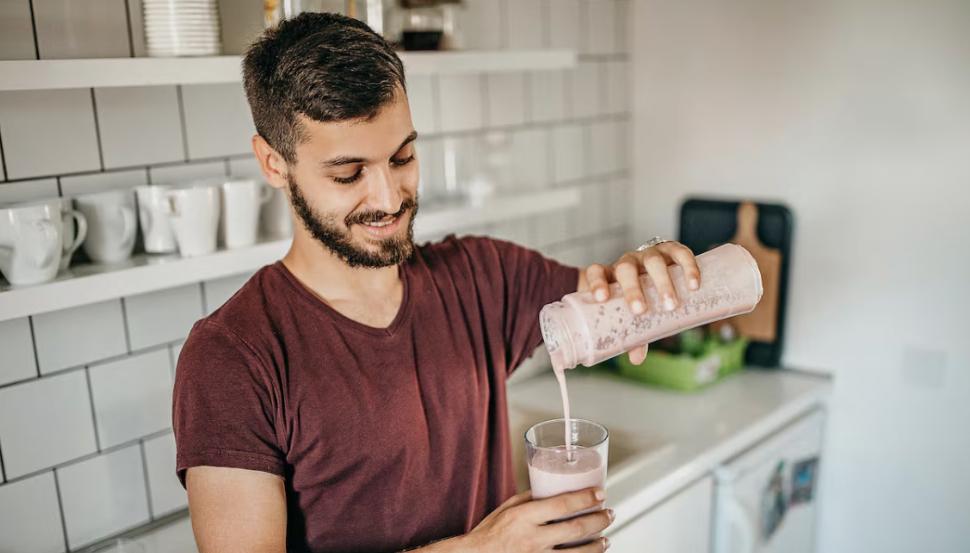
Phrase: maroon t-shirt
[{"left": 173, "top": 235, "right": 579, "bottom": 552}]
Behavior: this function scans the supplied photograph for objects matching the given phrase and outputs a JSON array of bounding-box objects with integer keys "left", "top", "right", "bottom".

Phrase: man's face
[{"left": 286, "top": 86, "right": 419, "bottom": 268}]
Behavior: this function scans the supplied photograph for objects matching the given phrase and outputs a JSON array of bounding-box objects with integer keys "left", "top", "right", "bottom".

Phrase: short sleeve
[
  {"left": 172, "top": 319, "right": 285, "bottom": 488},
  {"left": 460, "top": 237, "right": 580, "bottom": 375}
]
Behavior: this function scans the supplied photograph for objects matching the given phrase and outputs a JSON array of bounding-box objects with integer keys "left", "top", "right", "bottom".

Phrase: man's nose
[{"left": 367, "top": 165, "right": 403, "bottom": 215}]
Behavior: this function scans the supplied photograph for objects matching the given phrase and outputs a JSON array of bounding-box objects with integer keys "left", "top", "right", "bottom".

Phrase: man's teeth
[{"left": 365, "top": 217, "right": 395, "bottom": 227}]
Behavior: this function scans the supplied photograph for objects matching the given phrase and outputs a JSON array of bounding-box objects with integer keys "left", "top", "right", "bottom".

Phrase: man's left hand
[{"left": 579, "top": 241, "right": 701, "bottom": 366}]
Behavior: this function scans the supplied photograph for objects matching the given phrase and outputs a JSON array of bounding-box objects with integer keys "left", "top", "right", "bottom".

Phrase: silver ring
[{"left": 636, "top": 236, "right": 670, "bottom": 252}]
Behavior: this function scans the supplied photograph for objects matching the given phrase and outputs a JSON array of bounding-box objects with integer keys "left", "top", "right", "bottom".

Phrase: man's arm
[{"left": 186, "top": 466, "right": 287, "bottom": 553}]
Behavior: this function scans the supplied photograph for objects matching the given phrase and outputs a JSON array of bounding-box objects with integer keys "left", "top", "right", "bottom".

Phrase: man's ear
[{"left": 252, "top": 134, "right": 289, "bottom": 191}]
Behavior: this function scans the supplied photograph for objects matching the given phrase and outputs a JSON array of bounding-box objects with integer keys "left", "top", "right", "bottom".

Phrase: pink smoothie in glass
[{"left": 528, "top": 445, "right": 607, "bottom": 500}]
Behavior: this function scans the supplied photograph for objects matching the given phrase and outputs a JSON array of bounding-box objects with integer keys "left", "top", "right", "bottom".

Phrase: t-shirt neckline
[{"left": 272, "top": 258, "right": 413, "bottom": 337}]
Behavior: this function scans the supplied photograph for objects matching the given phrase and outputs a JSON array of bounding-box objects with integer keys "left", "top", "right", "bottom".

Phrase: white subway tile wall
[
  {"left": 180, "top": 83, "right": 255, "bottom": 159},
  {"left": 88, "top": 348, "right": 173, "bottom": 449},
  {"left": 32, "top": 300, "right": 128, "bottom": 374},
  {"left": 203, "top": 272, "right": 255, "bottom": 314},
  {"left": 94, "top": 86, "right": 186, "bottom": 169},
  {"left": 506, "top": 0, "right": 545, "bottom": 50},
  {"left": 437, "top": 74, "right": 485, "bottom": 133},
  {"left": 59, "top": 168, "right": 149, "bottom": 198},
  {"left": 0, "top": 0, "right": 36, "bottom": 61},
  {"left": 142, "top": 432, "right": 187, "bottom": 517},
  {"left": 149, "top": 159, "right": 227, "bottom": 185},
  {"left": 0, "top": 89, "right": 102, "bottom": 179},
  {"left": 0, "top": 370, "right": 97, "bottom": 479},
  {"left": 407, "top": 75, "right": 438, "bottom": 134},
  {"left": 124, "top": 284, "right": 204, "bottom": 350},
  {"left": 0, "top": 2, "right": 632, "bottom": 548},
  {"left": 0, "top": 471, "right": 65, "bottom": 553},
  {"left": 547, "top": 0, "right": 583, "bottom": 51},
  {"left": 0, "top": 177, "right": 59, "bottom": 203},
  {"left": 486, "top": 72, "right": 528, "bottom": 128},
  {"left": 528, "top": 70, "right": 567, "bottom": 123},
  {"left": 58, "top": 444, "right": 150, "bottom": 550},
  {"left": 0, "top": 317, "right": 35, "bottom": 386}
]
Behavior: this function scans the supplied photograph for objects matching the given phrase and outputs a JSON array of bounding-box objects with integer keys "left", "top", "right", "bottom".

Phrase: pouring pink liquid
[{"left": 541, "top": 243, "right": 763, "bottom": 452}]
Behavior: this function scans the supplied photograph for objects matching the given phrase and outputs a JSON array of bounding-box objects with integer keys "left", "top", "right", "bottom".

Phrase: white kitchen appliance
[{"left": 713, "top": 409, "right": 825, "bottom": 553}]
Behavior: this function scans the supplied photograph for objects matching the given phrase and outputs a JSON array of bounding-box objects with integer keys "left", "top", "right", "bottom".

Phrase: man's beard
[{"left": 287, "top": 173, "right": 418, "bottom": 269}]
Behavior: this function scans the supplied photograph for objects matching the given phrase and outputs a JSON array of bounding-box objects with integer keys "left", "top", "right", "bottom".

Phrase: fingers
[
  {"left": 612, "top": 255, "right": 647, "bottom": 315},
  {"left": 523, "top": 487, "right": 605, "bottom": 524},
  {"left": 658, "top": 242, "right": 701, "bottom": 291},
  {"left": 584, "top": 264, "right": 612, "bottom": 302},
  {"left": 540, "top": 508, "right": 614, "bottom": 546},
  {"left": 641, "top": 250, "right": 680, "bottom": 311},
  {"left": 568, "top": 536, "right": 611, "bottom": 552},
  {"left": 627, "top": 343, "right": 648, "bottom": 366}
]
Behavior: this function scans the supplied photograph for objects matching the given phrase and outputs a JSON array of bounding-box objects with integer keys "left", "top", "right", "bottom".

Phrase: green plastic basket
[{"left": 615, "top": 337, "right": 750, "bottom": 392}]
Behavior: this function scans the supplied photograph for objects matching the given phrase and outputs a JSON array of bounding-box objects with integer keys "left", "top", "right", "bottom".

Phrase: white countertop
[
  {"left": 116, "top": 367, "right": 831, "bottom": 550},
  {"left": 506, "top": 367, "right": 832, "bottom": 532}
]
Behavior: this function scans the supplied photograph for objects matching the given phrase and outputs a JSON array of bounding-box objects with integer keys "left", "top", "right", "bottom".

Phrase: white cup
[
  {"left": 74, "top": 189, "right": 137, "bottom": 264},
  {"left": 135, "top": 184, "right": 177, "bottom": 254},
  {"left": 0, "top": 202, "right": 66, "bottom": 285},
  {"left": 166, "top": 184, "right": 220, "bottom": 257},
  {"left": 220, "top": 178, "right": 273, "bottom": 249},
  {"left": 260, "top": 185, "right": 293, "bottom": 239},
  {"left": 22, "top": 197, "right": 88, "bottom": 272}
]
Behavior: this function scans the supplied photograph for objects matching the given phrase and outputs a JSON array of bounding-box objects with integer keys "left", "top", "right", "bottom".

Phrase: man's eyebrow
[{"left": 320, "top": 130, "right": 419, "bottom": 168}]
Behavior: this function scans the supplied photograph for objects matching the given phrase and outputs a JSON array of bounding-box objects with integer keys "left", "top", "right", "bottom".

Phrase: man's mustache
[{"left": 345, "top": 196, "right": 418, "bottom": 226}]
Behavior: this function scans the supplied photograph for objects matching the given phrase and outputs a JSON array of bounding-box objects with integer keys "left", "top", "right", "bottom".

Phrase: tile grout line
[
  {"left": 123, "top": 0, "right": 136, "bottom": 58},
  {"left": 52, "top": 468, "right": 72, "bottom": 553},
  {"left": 0, "top": 121, "right": 9, "bottom": 180},
  {"left": 139, "top": 440, "right": 155, "bottom": 520},
  {"left": 27, "top": 315, "right": 42, "bottom": 378},
  {"left": 175, "top": 85, "right": 191, "bottom": 162},
  {"left": 540, "top": 0, "right": 552, "bottom": 48},
  {"left": 0, "top": 436, "right": 6, "bottom": 482},
  {"left": 199, "top": 282, "right": 209, "bottom": 315},
  {"left": 0, "top": 340, "right": 190, "bottom": 392},
  {"left": 430, "top": 75, "right": 441, "bottom": 134},
  {"left": 85, "top": 367, "right": 102, "bottom": 453},
  {"left": 26, "top": 0, "right": 40, "bottom": 60},
  {"left": 3, "top": 428, "right": 175, "bottom": 486},
  {"left": 89, "top": 89, "right": 106, "bottom": 171},
  {"left": 120, "top": 297, "right": 133, "bottom": 353}
]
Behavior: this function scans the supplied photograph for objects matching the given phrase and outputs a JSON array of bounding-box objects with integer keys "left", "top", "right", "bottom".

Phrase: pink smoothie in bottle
[{"left": 541, "top": 243, "right": 763, "bottom": 451}]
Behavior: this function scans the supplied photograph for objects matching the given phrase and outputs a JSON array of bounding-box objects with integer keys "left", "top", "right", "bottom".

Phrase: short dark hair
[{"left": 242, "top": 12, "right": 407, "bottom": 164}]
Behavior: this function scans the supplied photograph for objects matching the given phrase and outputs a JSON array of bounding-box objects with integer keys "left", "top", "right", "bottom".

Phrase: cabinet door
[{"left": 607, "top": 476, "right": 713, "bottom": 553}]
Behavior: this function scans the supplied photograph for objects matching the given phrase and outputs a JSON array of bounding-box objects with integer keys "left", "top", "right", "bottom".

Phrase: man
[{"left": 173, "top": 12, "right": 701, "bottom": 553}]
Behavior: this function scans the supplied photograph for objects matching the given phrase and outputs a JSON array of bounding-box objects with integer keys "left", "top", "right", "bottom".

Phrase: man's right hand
[{"left": 442, "top": 488, "right": 613, "bottom": 552}]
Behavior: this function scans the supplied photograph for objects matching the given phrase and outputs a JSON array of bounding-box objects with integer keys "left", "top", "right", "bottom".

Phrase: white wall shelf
[
  {"left": 0, "top": 50, "right": 575, "bottom": 92},
  {"left": 0, "top": 186, "right": 580, "bottom": 322}
]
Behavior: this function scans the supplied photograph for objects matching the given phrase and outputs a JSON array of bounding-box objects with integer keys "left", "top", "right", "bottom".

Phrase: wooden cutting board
[{"left": 721, "top": 202, "right": 781, "bottom": 342}]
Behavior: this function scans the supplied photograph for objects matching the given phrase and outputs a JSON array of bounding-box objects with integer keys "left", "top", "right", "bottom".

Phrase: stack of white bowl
[{"left": 143, "top": 0, "right": 222, "bottom": 57}]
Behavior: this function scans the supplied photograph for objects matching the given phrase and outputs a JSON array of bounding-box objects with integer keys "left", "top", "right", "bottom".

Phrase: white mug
[
  {"left": 260, "top": 185, "right": 293, "bottom": 239},
  {"left": 166, "top": 184, "right": 220, "bottom": 257},
  {"left": 35, "top": 197, "right": 88, "bottom": 272},
  {"left": 220, "top": 179, "right": 273, "bottom": 249},
  {"left": 135, "top": 184, "right": 177, "bottom": 254},
  {"left": 74, "top": 189, "right": 137, "bottom": 264},
  {"left": 0, "top": 202, "right": 65, "bottom": 285}
]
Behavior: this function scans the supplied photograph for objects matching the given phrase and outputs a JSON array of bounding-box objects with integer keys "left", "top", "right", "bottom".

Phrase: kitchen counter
[
  {"left": 113, "top": 367, "right": 831, "bottom": 549},
  {"left": 507, "top": 367, "right": 832, "bottom": 532}
]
